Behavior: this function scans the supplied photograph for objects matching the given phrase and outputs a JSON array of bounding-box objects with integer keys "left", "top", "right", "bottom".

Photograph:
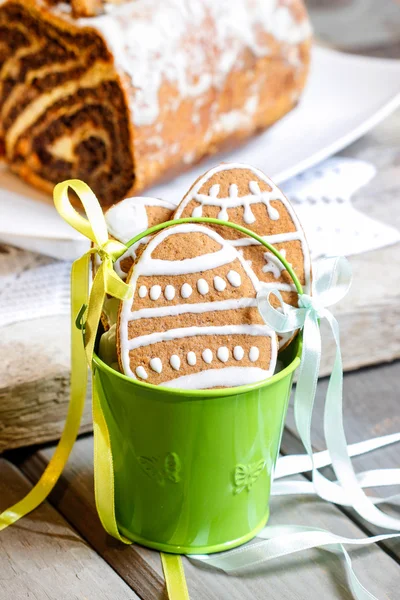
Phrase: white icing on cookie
[
  {"left": 123, "top": 223, "right": 259, "bottom": 288},
  {"left": 173, "top": 164, "right": 312, "bottom": 323},
  {"left": 210, "top": 184, "right": 220, "bottom": 197},
  {"left": 197, "top": 278, "right": 209, "bottom": 295},
  {"left": 161, "top": 367, "right": 273, "bottom": 389},
  {"left": 118, "top": 223, "right": 277, "bottom": 383},
  {"left": 233, "top": 346, "right": 244, "bottom": 361},
  {"left": 217, "top": 346, "right": 229, "bottom": 363},
  {"left": 249, "top": 181, "right": 280, "bottom": 220},
  {"left": 170, "top": 355, "right": 181, "bottom": 370},
  {"left": 263, "top": 249, "right": 290, "bottom": 278},
  {"left": 127, "top": 324, "right": 271, "bottom": 352},
  {"left": 105, "top": 197, "right": 177, "bottom": 244},
  {"left": 227, "top": 270, "right": 241, "bottom": 287},
  {"left": 164, "top": 284, "right": 176, "bottom": 300},
  {"left": 181, "top": 283, "right": 193, "bottom": 298},
  {"left": 150, "top": 357, "right": 163, "bottom": 373},
  {"left": 213, "top": 276, "right": 226, "bottom": 292},
  {"left": 176, "top": 168, "right": 285, "bottom": 227},
  {"left": 243, "top": 202, "right": 256, "bottom": 224},
  {"left": 136, "top": 366, "right": 148, "bottom": 379},
  {"left": 146, "top": 245, "right": 237, "bottom": 276},
  {"left": 202, "top": 349, "right": 213, "bottom": 364},
  {"left": 187, "top": 351, "right": 197, "bottom": 366},
  {"left": 128, "top": 298, "right": 256, "bottom": 320},
  {"left": 104, "top": 197, "right": 177, "bottom": 281},
  {"left": 192, "top": 205, "right": 203, "bottom": 218},
  {"left": 249, "top": 346, "right": 260, "bottom": 362},
  {"left": 138, "top": 285, "right": 147, "bottom": 298},
  {"left": 150, "top": 284, "right": 162, "bottom": 300}
]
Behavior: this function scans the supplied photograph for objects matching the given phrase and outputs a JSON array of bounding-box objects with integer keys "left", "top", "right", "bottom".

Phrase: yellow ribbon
[
  {"left": 0, "top": 179, "right": 189, "bottom": 599},
  {"left": 0, "top": 180, "right": 130, "bottom": 532},
  {"left": 53, "top": 180, "right": 132, "bottom": 361},
  {"left": 162, "top": 554, "right": 191, "bottom": 600},
  {"left": 0, "top": 255, "right": 89, "bottom": 530}
]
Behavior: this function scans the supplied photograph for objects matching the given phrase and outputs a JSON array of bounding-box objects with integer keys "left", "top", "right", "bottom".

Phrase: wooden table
[
  {"left": 2, "top": 359, "right": 400, "bottom": 600},
  {"left": 1, "top": 4, "right": 400, "bottom": 598}
]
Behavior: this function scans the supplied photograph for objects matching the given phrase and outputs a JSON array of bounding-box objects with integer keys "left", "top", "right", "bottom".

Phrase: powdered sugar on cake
[{"left": 74, "top": 0, "right": 312, "bottom": 127}]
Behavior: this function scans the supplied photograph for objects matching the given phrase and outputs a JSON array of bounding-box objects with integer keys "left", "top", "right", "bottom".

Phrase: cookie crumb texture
[
  {"left": 0, "top": 0, "right": 311, "bottom": 205},
  {"left": 117, "top": 224, "right": 278, "bottom": 389}
]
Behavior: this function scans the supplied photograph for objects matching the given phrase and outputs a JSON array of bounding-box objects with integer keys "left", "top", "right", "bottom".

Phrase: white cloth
[
  {"left": 0, "top": 247, "right": 71, "bottom": 327},
  {"left": 282, "top": 158, "right": 400, "bottom": 258},
  {"left": 1, "top": 157, "right": 399, "bottom": 327}
]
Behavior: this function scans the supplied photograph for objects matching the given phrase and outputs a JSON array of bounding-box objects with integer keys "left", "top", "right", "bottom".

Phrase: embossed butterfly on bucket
[
  {"left": 138, "top": 452, "right": 181, "bottom": 485},
  {"left": 234, "top": 459, "right": 266, "bottom": 494}
]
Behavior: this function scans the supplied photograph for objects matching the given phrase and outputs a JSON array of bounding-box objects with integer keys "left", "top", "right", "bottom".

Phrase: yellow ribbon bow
[
  {"left": 53, "top": 179, "right": 133, "bottom": 361},
  {"left": 0, "top": 180, "right": 131, "bottom": 533},
  {"left": 0, "top": 180, "right": 189, "bottom": 600}
]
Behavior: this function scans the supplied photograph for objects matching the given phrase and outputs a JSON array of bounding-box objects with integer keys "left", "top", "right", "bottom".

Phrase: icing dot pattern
[
  {"left": 187, "top": 351, "right": 197, "bottom": 366},
  {"left": 138, "top": 270, "right": 248, "bottom": 305},
  {"left": 233, "top": 346, "right": 244, "bottom": 361},
  {"left": 213, "top": 275, "right": 226, "bottom": 292},
  {"left": 170, "top": 355, "right": 181, "bottom": 370},
  {"left": 138, "top": 285, "right": 147, "bottom": 298},
  {"left": 134, "top": 345, "right": 264, "bottom": 381},
  {"left": 136, "top": 366, "right": 148, "bottom": 380},
  {"left": 150, "top": 357, "right": 162, "bottom": 373},
  {"left": 164, "top": 284, "right": 176, "bottom": 300},
  {"left": 249, "top": 346, "right": 260, "bottom": 362},
  {"left": 181, "top": 283, "right": 193, "bottom": 298},
  {"left": 202, "top": 349, "right": 213, "bottom": 364},
  {"left": 197, "top": 278, "right": 209, "bottom": 295},
  {"left": 150, "top": 285, "right": 162, "bottom": 300},
  {"left": 227, "top": 270, "right": 241, "bottom": 287},
  {"left": 217, "top": 346, "right": 229, "bottom": 363}
]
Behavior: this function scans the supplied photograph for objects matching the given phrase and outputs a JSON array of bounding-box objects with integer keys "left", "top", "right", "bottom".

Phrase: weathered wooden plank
[
  {"left": 0, "top": 458, "right": 139, "bottom": 600},
  {"left": 18, "top": 436, "right": 400, "bottom": 600},
  {"left": 0, "top": 244, "right": 91, "bottom": 453},
  {"left": 282, "top": 359, "right": 400, "bottom": 559},
  {"left": 0, "top": 315, "right": 92, "bottom": 453}
]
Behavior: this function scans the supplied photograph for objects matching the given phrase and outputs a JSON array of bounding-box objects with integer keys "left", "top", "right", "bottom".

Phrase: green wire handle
[{"left": 120, "top": 217, "right": 304, "bottom": 296}]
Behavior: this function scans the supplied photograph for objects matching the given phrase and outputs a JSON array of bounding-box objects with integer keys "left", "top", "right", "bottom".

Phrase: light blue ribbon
[
  {"left": 191, "top": 257, "right": 400, "bottom": 600},
  {"left": 257, "top": 256, "right": 400, "bottom": 530}
]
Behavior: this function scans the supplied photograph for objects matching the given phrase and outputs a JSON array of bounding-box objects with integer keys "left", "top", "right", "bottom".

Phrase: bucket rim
[{"left": 92, "top": 335, "right": 302, "bottom": 398}]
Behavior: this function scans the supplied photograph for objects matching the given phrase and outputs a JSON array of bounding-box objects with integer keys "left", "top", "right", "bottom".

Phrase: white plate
[{"left": 1, "top": 46, "right": 400, "bottom": 260}]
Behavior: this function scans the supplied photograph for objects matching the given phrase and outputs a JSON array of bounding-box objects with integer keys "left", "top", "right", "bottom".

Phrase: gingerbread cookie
[
  {"left": 95, "top": 196, "right": 176, "bottom": 330},
  {"left": 105, "top": 196, "right": 176, "bottom": 280},
  {"left": 117, "top": 224, "right": 277, "bottom": 389},
  {"left": 174, "top": 163, "right": 312, "bottom": 348}
]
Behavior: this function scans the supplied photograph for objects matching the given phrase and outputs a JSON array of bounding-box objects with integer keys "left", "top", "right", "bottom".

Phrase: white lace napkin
[
  {"left": 0, "top": 247, "right": 71, "bottom": 327},
  {"left": 282, "top": 157, "right": 400, "bottom": 258},
  {"left": 1, "top": 157, "right": 399, "bottom": 327}
]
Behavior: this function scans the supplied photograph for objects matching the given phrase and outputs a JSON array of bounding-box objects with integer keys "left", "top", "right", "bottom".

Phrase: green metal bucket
[{"left": 92, "top": 337, "right": 301, "bottom": 555}]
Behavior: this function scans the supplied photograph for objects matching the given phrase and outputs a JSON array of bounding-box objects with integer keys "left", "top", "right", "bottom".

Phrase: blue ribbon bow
[
  {"left": 192, "top": 257, "right": 400, "bottom": 600},
  {"left": 257, "top": 256, "right": 400, "bottom": 530}
]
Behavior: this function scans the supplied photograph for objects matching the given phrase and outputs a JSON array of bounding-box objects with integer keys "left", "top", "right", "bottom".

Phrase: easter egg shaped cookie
[
  {"left": 117, "top": 224, "right": 277, "bottom": 389},
  {"left": 174, "top": 163, "right": 312, "bottom": 348},
  {"left": 97, "top": 196, "right": 176, "bottom": 330},
  {"left": 105, "top": 196, "right": 176, "bottom": 279}
]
